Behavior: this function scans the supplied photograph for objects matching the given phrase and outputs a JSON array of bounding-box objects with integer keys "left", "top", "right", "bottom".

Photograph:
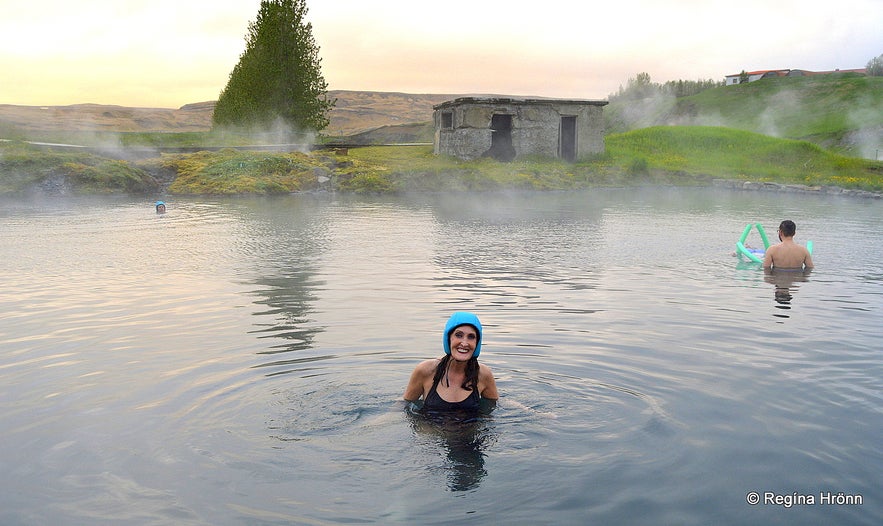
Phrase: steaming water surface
[{"left": 0, "top": 189, "right": 881, "bottom": 525}]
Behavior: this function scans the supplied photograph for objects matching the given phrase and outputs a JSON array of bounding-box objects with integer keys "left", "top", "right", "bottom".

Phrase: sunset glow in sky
[{"left": 1, "top": 0, "right": 880, "bottom": 107}]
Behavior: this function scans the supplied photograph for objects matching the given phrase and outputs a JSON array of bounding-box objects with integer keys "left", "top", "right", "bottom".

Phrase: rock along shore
[{"left": 712, "top": 179, "right": 882, "bottom": 199}]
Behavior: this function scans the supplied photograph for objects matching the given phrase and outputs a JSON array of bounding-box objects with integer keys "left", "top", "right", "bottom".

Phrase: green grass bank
[{"left": 2, "top": 125, "right": 881, "bottom": 196}]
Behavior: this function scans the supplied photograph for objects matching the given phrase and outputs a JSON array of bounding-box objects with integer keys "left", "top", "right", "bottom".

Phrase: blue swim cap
[
  {"left": 155, "top": 201, "right": 165, "bottom": 206},
  {"left": 443, "top": 311, "right": 483, "bottom": 357}
]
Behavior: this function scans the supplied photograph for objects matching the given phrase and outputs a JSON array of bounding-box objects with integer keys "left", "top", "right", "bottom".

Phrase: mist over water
[{"left": 0, "top": 189, "right": 880, "bottom": 525}]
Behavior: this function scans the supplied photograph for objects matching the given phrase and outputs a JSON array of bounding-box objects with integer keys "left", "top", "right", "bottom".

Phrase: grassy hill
[
  {"left": 605, "top": 73, "right": 883, "bottom": 159},
  {"left": 604, "top": 126, "right": 880, "bottom": 187}
]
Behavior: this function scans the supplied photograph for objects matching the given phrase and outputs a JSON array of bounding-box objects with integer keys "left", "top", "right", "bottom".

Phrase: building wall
[
  {"left": 433, "top": 99, "right": 606, "bottom": 161},
  {"left": 571, "top": 103, "right": 606, "bottom": 157}
]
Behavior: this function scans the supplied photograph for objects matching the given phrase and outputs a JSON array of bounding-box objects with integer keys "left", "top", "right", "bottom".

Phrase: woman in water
[{"left": 403, "top": 312, "right": 499, "bottom": 412}]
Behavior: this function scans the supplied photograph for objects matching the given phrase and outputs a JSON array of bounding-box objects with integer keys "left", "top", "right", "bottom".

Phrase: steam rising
[
  {"left": 211, "top": 117, "right": 318, "bottom": 154},
  {"left": 608, "top": 80, "right": 883, "bottom": 160}
]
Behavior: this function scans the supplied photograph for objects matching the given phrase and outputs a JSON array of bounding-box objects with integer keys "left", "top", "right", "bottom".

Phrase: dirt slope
[{"left": 0, "top": 91, "right": 460, "bottom": 136}]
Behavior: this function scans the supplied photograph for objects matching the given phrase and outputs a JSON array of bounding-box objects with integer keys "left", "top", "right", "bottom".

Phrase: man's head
[{"left": 779, "top": 220, "right": 796, "bottom": 238}]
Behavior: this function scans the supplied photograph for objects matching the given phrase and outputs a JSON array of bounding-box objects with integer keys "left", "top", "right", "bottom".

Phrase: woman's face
[{"left": 449, "top": 325, "right": 478, "bottom": 361}]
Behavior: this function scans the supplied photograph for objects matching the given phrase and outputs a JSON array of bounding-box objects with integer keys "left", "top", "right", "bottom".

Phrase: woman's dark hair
[
  {"left": 433, "top": 354, "right": 479, "bottom": 391},
  {"left": 779, "top": 220, "right": 796, "bottom": 237}
]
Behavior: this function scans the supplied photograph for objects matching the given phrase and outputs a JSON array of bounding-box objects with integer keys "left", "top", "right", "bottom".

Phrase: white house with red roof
[{"left": 725, "top": 68, "right": 867, "bottom": 85}]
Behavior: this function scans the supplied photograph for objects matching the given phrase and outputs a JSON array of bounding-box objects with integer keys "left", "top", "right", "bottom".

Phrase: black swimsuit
[{"left": 423, "top": 375, "right": 480, "bottom": 413}]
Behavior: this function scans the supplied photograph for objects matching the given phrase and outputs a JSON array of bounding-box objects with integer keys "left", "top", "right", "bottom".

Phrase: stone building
[{"left": 433, "top": 96, "right": 608, "bottom": 162}]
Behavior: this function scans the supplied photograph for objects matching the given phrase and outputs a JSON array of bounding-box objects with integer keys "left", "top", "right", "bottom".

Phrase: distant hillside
[
  {"left": 605, "top": 73, "right": 883, "bottom": 158},
  {"left": 0, "top": 102, "right": 215, "bottom": 134},
  {"left": 324, "top": 90, "right": 455, "bottom": 136},
  {"left": 0, "top": 91, "right": 456, "bottom": 138}
]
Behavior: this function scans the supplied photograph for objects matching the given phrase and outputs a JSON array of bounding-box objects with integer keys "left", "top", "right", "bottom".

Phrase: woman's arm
[
  {"left": 479, "top": 364, "right": 499, "bottom": 400},
  {"left": 403, "top": 359, "right": 433, "bottom": 401}
]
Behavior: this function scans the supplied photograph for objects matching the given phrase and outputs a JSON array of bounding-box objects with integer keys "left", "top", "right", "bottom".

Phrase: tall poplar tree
[{"left": 212, "top": 0, "right": 333, "bottom": 133}]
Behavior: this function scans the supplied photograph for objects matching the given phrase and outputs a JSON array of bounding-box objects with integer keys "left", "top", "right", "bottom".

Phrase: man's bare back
[{"left": 763, "top": 220, "right": 813, "bottom": 270}]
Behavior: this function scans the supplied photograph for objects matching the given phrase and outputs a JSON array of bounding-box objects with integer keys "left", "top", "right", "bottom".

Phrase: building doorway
[
  {"left": 559, "top": 116, "right": 577, "bottom": 161},
  {"left": 488, "top": 114, "right": 515, "bottom": 161}
]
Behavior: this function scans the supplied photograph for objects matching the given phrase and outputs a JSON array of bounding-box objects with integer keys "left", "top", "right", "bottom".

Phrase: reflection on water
[
  {"left": 250, "top": 270, "right": 324, "bottom": 355},
  {"left": 765, "top": 268, "right": 812, "bottom": 319},
  {"left": 405, "top": 402, "right": 497, "bottom": 492}
]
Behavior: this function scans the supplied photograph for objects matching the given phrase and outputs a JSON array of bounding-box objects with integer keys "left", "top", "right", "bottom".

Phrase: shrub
[{"left": 627, "top": 157, "right": 649, "bottom": 176}]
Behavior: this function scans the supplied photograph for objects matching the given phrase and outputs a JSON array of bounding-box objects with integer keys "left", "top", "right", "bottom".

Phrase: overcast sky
[{"left": 1, "top": 0, "right": 880, "bottom": 107}]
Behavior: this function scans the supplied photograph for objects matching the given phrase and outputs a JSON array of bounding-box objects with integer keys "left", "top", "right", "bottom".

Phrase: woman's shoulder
[
  {"left": 478, "top": 362, "right": 495, "bottom": 378},
  {"left": 413, "top": 358, "right": 441, "bottom": 376}
]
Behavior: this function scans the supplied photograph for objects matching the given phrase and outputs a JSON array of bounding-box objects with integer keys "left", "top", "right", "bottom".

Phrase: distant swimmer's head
[
  {"left": 443, "top": 311, "right": 483, "bottom": 357},
  {"left": 155, "top": 201, "right": 166, "bottom": 214}
]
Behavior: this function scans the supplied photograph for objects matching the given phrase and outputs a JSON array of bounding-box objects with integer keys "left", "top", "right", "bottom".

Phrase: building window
[{"left": 441, "top": 111, "right": 453, "bottom": 129}]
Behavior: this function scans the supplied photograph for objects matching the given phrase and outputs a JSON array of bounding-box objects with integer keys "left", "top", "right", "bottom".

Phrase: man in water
[{"left": 763, "top": 220, "right": 813, "bottom": 270}]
